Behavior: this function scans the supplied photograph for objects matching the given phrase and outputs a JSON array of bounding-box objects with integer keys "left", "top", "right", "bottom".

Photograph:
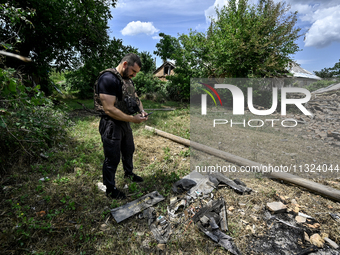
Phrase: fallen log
[
  {"left": 144, "top": 125, "right": 340, "bottom": 202},
  {"left": 143, "top": 108, "right": 175, "bottom": 111}
]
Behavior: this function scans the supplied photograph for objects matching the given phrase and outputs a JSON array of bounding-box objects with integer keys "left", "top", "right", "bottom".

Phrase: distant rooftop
[{"left": 288, "top": 62, "right": 321, "bottom": 80}]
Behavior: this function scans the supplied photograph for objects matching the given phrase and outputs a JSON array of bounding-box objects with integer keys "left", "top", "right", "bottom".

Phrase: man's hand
[{"left": 132, "top": 114, "right": 148, "bottom": 123}]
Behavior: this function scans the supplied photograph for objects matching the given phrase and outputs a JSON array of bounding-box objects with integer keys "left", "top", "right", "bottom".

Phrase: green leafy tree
[
  {"left": 65, "top": 38, "right": 137, "bottom": 99},
  {"left": 139, "top": 51, "right": 156, "bottom": 74},
  {"left": 154, "top": 33, "right": 180, "bottom": 63},
  {"left": 166, "top": 0, "right": 302, "bottom": 100},
  {"left": 314, "top": 59, "right": 340, "bottom": 78},
  {"left": 132, "top": 71, "right": 166, "bottom": 96},
  {"left": 0, "top": 0, "right": 117, "bottom": 94},
  {"left": 0, "top": 4, "right": 70, "bottom": 170},
  {"left": 166, "top": 31, "right": 209, "bottom": 101},
  {"left": 189, "top": 0, "right": 301, "bottom": 78}
]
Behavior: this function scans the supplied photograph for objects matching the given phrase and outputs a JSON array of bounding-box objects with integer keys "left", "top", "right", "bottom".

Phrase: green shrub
[
  {"left": 133, "top": 71, "right": 167, "bottom": 96},
  {"left": 0, "top": 67, "right": 71, "bottom": 171}
]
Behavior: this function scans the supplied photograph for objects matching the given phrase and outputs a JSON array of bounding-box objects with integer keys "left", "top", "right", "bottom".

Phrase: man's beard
[{"left": 122, "top": 67, "right": 130, "bottom": 79}]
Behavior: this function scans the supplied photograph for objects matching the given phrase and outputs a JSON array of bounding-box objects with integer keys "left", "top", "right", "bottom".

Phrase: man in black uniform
[{"left": 94, "top": 53, "right": 148, "bottom": 199}]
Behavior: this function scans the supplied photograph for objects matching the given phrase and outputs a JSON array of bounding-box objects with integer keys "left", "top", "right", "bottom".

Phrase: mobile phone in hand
[{"left": 144, "top": 112, "right": 153, "bottom": 117}]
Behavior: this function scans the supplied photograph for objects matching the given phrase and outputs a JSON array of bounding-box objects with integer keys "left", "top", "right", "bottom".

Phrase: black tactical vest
[{"left": 94, "top": 68, "right": 140, "bottom": 115}]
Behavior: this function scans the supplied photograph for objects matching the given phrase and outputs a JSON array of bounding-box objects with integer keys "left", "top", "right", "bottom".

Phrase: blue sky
[{"left": 108, "top": 0, "right": 340, "bottom": 74}]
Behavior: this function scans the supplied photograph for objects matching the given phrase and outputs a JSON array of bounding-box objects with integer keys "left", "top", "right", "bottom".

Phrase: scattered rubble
[
  {"left": 103, "top": 169, "right": 339, "bottom": 254},
  {"left": 284, "top": 86, "right": 340, "bottom": 147},
  {"left": 194, "top": 199, "right": 241, "bottom": 255}
]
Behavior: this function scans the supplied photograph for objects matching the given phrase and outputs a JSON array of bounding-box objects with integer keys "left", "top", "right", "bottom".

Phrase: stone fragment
[
  {"left": 324, "top": 237, "right": 339, "bottom": 249},
  {"left": 157, "top": 244, "right": 166, "bottom": 251},
  {"left": 304, "top": 232, "right": 310, "bottom": 242},
  {"left": 252, "top": 205, "right": 261, "bottom": 211},
  {"left": 246, "top": 225, "right": 255, "bottom": 234},
  {"left": 99, "top": 224, "right": 110, "bottom": 231},
  {"left": 310, "top": 233, "right": 324, "bottom": 248},
  {"left": 238, "top": 203, "right": 246, "bottom": 208},
  {"left": 97, "top": 182, "right": 106, "bottom": 192},
  {"left": 295, "top": 215, "right": 307, "bottom": 223},
  {"left": 291, "top": 199, "right": 297, "bottom": 205},
  {"left": 293, "top": 206, "right": 300, "bottom": 214},
  {"left": 266, "top": 202, "right": 287, "bottom": 213},
  {"left": 307, "top": 222, "right": 321, "bottom": 229}
]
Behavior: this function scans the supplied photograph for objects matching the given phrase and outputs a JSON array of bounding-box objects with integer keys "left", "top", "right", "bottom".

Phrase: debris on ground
[
  {"left": 103, "top": 170, "right": 339, "bottom": 254},
  {"left": 110, "top": 191, "right": 164, "bottom": 223},
  {"left": 266, "top": 201, "right": 287, "bottom": 214},
  {"left": 324, "top": 237, "right": 339, "bottom": 249},
  {"left": 192, "top": 199, "right": 242, "bottom": 254},
  {"left": 248, "top": 207, "right": 340, "bottom": 255},
  {"left": 182, "top": 171, "right": 216, "bottom": 198},
  {"left": 172, "top": 178, "right": 197, "bottom": 193},
  {"left": 329, "top": 213, "right": 340, "bottom": 223},
  {"left": 141, "top": 207, "right": 172, "bottom": 244},
  {"left": 179, "top": 171, "right": 252, "bottom": 199},
  {"left": 198, "top": 222, "right": 242, "bottom": 255},
  {"left": 97, "top": 182, "right": 106, "bottom": 192},
  {"left": 284, "top": 85, "right": 340, "bottom": 148},
  {"left": 211, "top": 172, "right": 252, "bottom": 194}
]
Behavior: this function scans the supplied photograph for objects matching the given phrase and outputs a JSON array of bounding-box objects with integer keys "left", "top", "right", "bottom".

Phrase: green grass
[
  {"left": 141, "top": 99, "right": 181, "bottom": 109},
  {"left": 0, "top": 98, "right": 191, "bottom": 254},
  {"left": 58, "top": 98, "right": 94, "bottom": 111}
]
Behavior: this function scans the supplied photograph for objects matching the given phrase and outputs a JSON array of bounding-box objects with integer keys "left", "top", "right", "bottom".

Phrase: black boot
[
  {"left": 124, "top": 172, "right": 143, "bottom": 182},
  {"left": 106, "top": 187, "right": 126, "bottom": 199}
]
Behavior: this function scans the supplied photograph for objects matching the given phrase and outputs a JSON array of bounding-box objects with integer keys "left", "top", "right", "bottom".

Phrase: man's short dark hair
[{"left": 121, "top": 53, "right": 142, "bottom": 68}]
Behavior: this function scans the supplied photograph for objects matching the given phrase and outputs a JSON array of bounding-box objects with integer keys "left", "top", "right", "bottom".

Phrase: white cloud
[
  {"left": 273, "top": 1, "right": 340, "bottom": 48},
  {"left": 204, "top": 0, "right": 229, "bottom": 23},
  {"left": 301, "top": 5, "right": 340, "bottom": 48},
  {"left": 204, "top": 0, "right": 260, "bottom": 23},
  {"left": 121, "top": 21, "right": 159, "bottom": 36},
  {"left": 152, "top": 35, "right": 161, "bottom": 40},
  {"left": 116, "top": 1, "right": 127, "bottom": 8}
]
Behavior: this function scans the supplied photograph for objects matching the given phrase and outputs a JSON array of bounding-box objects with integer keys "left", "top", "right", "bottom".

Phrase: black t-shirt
[{"left": 97, "top": 71, "right": 122, "bottom": 101}]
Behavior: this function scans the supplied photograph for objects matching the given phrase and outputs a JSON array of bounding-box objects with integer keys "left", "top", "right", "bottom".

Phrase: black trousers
[{"left": 99, "top": 116, "right": 135, "bottom": 190}]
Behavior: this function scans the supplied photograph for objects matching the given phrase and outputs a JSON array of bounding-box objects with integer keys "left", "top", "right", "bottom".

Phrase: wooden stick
[
  {"left": 143, "top": 108, "right": 175, "bottom": 111},
  {"left": 0, "top": 50, "right": 32, "bottom": 62},
  {"left": 144, "top": 125, "right": 340, "bottom": 202}
]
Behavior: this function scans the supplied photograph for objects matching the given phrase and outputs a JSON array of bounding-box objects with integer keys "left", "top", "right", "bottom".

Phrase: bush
[
  {"left": 0, "top": 67, "right": 71, "bottom": 171},
  {"left": 133, "top": 71, "right": 167, "bottom": 96}
]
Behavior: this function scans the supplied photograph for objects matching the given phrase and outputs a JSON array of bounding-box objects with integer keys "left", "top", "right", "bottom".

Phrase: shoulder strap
[{"left": 95, "top": 68, "right": 123, "bottom": 94}]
